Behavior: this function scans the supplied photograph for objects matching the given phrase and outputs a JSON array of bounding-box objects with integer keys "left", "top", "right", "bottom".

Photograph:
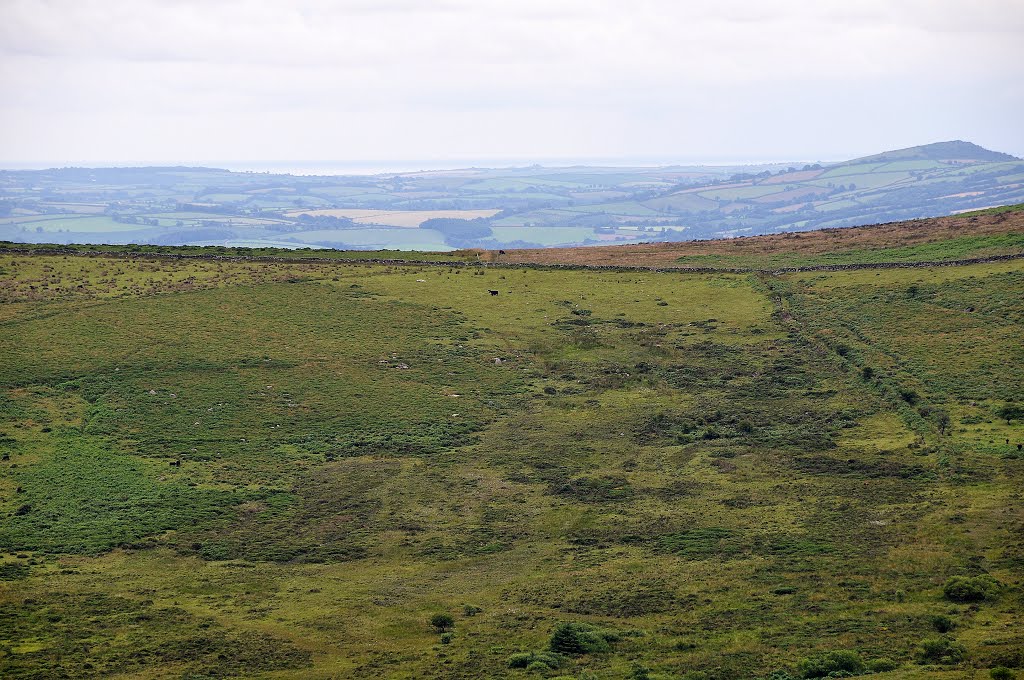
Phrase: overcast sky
[{"left": 1, "top": 0, "right": 1022, "bottom": 167}]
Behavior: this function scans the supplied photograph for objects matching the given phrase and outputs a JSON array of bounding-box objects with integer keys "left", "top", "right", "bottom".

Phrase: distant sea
[{"left": 1, "top": 157, "right": 828, "bottom": 176}]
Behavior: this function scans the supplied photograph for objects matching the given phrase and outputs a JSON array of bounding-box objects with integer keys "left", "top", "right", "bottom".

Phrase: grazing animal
[
  {"left": 488, "top": 289, "right": 499, "bottom": 296},
  {"left": 498, "top": 249, "right": 506, "bottom": 254}
]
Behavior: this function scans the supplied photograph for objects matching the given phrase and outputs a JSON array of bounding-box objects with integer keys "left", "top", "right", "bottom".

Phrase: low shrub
[
  {"left": 507, "top": 651, "right": 564, "bottom": 670},
  {"left": 507, "top": 652, "right": 533, "bottom": 669},
  {"left": 943, "top": 576, "right": 997, "bottom": 603},
  {"left": 991, "top": 668, "right": 1016, "bottom": 680},
  {"left": 866, "top": 657, "right": 898, "bottom": 672},
  {"left": 915, "top": 637, "right": 967, "bottom": 664},
  {"left": 429, "top": 613, "right": 454, "bottom": 632},
  {"left": 797, "top": 650, "right": 864, "bottom": 678},
  {"left": 549, "top": 622, "right": 618, "bottom": 655},
  {"left": 930, "top": 614, "right": 955, "bottom": 633}
]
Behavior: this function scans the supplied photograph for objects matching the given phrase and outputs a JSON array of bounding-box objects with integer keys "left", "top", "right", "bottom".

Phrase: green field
[
  {"left": 1, "top": 216, "right": 142, "bottom": 233},
  {"left": 1, "top": 237, "right": 1021, "bottom": 679},
  {"left": 672, "top": 233, "right": 1024, "bottom": 269},
  {"left": 490, "top": 226, "right": 599, "bottom": 245}
]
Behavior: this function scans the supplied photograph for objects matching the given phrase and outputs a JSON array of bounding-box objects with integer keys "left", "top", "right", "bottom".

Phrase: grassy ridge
[
  {"left": 0, "top": 242, "right": 1022, "bottom": 678},
  {"left": 671, "top": 232, "right": 1024, "bottom": 269},
  {"left": 498, "top": 206, "right": 1024, "bottom": 269}
]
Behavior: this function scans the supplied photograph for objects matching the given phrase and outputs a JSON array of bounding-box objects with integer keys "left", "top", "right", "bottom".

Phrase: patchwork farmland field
[
  {"left": 0, "top": 212, "right": 1022, "bottom": 679},
  {"left": 3, "top": 141, "right": 1023, "bottom": 252}
]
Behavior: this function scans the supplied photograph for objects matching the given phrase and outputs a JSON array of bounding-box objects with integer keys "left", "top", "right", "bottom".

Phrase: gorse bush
[
  {"left": 797, "top": 650, "right": 864, "bottom": 678},
  {"left": 930, "top": 614, "right": 955, "bottom": 633},
  {"left": 549, "top": 622, "right": 619, "bottom": 655},
  {"left": 943, "top": 575, "right": 997, "bottom": 603},
  {"left": 915, "top": 637, "right": 967, "bottom": 664},
  {"left": 507, "top": 650, "right": 564, "bottom": 670},
  {"left": 866, "top": 657, "right": 898, "bottom": 672}
]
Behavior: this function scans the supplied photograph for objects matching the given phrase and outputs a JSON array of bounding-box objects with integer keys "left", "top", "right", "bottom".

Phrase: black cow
[{"left": 488, "top": 289, "right": 499, "bottom": 296}]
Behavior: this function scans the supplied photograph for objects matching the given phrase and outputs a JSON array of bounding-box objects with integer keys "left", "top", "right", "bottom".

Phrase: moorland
[{"left": 1, "top": 206, "right": 1023, "bottom": 679}]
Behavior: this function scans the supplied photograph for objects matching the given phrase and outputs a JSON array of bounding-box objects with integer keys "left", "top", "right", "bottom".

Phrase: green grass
[
  {"left": 955, "top": 202, "right": 1024, "bottom": 217},
  {"left": 0, "top": 249, "right": 1021, "bottom": 679},
  {"left": 696, "top": 185, "right": 791, "bottom": 201},
  {"left": 0, "top": 216, "right": 142, "bottom": 233},
  {"left": 490, "top": 226, "right": 597, "bottom": 245},
  {"left": 673, "top": 233, "right": 1024, "bottom": 268}
]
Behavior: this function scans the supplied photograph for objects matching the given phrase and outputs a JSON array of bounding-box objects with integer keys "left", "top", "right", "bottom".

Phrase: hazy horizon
[
  {"left": 1, "top": 141, "right": 1014, "bottom": 177},
  {"left": 0, "top": 155, "right": 839, "bottom": 176}
]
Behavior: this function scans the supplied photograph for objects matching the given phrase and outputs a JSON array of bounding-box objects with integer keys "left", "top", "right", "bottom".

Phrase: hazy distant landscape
[{"left": 3, "top": 141, "right": 1021, "bottom": 251}]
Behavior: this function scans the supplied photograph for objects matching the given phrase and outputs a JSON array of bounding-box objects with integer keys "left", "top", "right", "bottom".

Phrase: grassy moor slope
[
  {"left": 1, "top": 215, "right": 1022, "bottom": 679},
  {"left": 496, "top": 205, "right": 1024, "bottom": 270}
]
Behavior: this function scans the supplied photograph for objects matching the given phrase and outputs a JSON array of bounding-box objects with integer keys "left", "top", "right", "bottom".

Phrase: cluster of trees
[
  {"left": 294, "top": 213, "right": 356, "bottom": 229},
  {"left": 112, "top": 214, "right": 160, "bottom": 226},
  {"left": 420, "top": 217, "right": 493, "bottom": 246}
]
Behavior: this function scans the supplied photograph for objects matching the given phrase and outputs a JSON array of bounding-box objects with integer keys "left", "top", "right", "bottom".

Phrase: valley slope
[{"left": 1, "top": 210, "right": 1022, "bottom": 679}]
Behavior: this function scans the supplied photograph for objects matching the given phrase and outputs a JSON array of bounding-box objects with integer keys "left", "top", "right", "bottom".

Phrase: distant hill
[
  {"left": 846, "top": 140, "right": 1019, "bottom": 164},
  {"left": 2, "top": 141, "right": 1023, "bottom": 249}
]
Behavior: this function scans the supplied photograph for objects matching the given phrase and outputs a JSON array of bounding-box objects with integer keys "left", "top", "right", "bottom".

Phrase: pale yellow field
[{"left": 283, "top": 208, "right": 500, "bottom": 227}]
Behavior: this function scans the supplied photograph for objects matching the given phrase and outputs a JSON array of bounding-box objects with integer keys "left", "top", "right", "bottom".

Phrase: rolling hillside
[
  {"left": 1, "top": 211, "right": 1022, "bottom": 679},
  {"left": 496, "top": 204, "right": 1024, "bottom": 269}
]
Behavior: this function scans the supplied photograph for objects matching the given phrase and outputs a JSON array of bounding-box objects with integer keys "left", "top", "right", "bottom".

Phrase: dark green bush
[
  {"left": 943, "top": 576, "right": 996, "bottom": 603},
  {"left": 549, "top": 622, "right": 617, "bottom": 655},
  {"left": 797, "top": 650, "right": 864, "bottom": 678},
  {"left": 991, "top": 668, "right": 1015, "bottom": 680},
  {"left": 866, "top": 657, "right": 898, "bottom": 672},
  {"left": 429, "top": 613, "right": 454, "bottom": 632},
  {"left": 930, "top": 614, "right": 955, "bottom": 633},
  {"left": 507, "top": 651, "right": 564, "bottom": 670},
  {"left": 507, "top": 652, "right": 532, "bottom": 669},
  {"left": 915, "top": 637, "right": 966, "bottom": 664}
]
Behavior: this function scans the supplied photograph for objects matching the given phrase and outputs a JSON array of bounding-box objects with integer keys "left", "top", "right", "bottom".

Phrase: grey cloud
[{"left": 1, "top": 0, "right": 1021, "bottom": 162}]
